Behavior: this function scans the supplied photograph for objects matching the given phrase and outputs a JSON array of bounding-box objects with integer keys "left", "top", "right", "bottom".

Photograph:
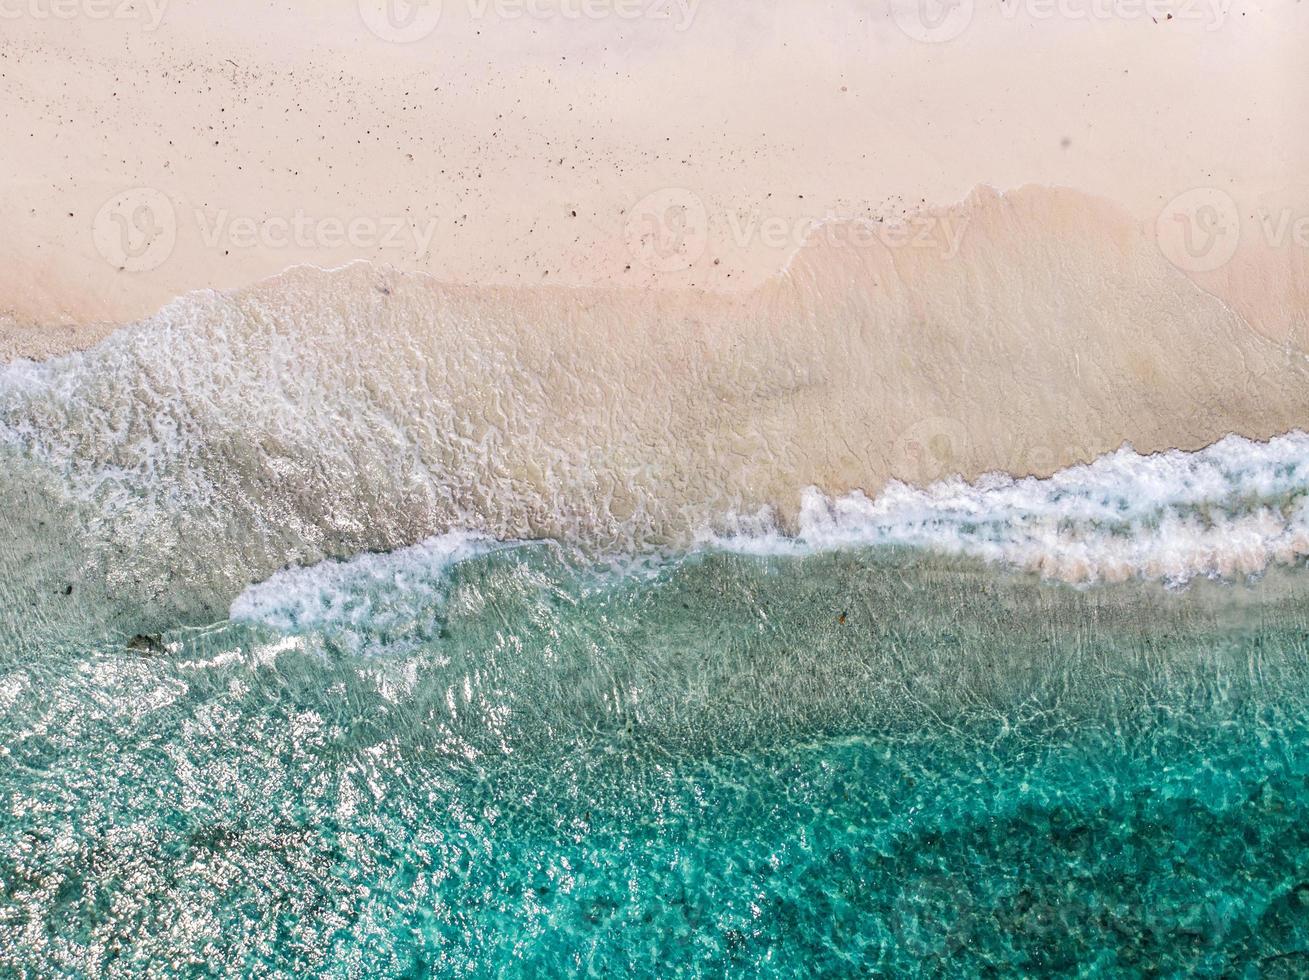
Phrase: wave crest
[
  {"left": 711, "top": 433, "right": 1309, "bottom": 586},
  {"left": 4, "top": 187, "right": 1309, "bottom": 634}
]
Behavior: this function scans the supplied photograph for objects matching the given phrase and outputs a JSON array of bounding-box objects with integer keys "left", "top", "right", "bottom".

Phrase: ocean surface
[
  {"left": 6, "top": 303, "right": 1309, "bottom": 975},
  {"left": 6, "top": 536, "right": 1309, "bottom": 975}
]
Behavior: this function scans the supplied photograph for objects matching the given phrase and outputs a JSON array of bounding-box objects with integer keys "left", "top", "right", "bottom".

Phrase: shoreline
[{"left": 6, "top": 184, "right": 1309, "bottom": 617}]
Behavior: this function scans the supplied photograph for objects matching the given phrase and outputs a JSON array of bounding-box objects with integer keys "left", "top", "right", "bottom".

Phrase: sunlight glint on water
[{"left": 4, "top": 540, "right": 1309, "bottom": 974}]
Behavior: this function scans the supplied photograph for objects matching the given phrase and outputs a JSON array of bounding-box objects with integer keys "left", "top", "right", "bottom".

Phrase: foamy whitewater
[
  {"left": 230, "top": 531, "right": 497, "bottom": 633},
  {"left": 8, "top": 290, "right": 1309, "bottom": 642},
  {"left": 214, "top": 433, "right": 1309, "bottom": 662},
  {"left": 712, "top": 432, "right": 1309, "bottom": 587},
  {"left": 8, "top": 245, "right": 1309, "bottom": 972}
]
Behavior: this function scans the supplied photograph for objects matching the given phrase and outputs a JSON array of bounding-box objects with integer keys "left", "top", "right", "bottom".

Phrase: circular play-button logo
[
  {"left": 625, "top": 188, "right": 709, "bottom": 274},
  {"left": 891, "top": 416, "right": 968, "bottom": 485},
  {"left": 359, "top": 0, "right": 442, "bottom": 43},
  {"left": 891, "top": 0, "right": 975, "bottom": 43},
  {"left": 1155, "top": 187, "right": 1241, "bottom": 273},
  {"left": 92, "top": 187, "right": 177, "bottom": 272}
]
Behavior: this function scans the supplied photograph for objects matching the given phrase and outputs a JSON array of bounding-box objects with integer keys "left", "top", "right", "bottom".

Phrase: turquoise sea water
[
  {"left": 5, "top": 541, "right": 1309, "bottom": 976},
  {"left": 7, "top": 267, "right": 1309, "bottom": 976}
]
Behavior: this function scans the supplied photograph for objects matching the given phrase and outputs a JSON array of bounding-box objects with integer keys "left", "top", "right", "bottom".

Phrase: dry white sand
[
  {"left": 2, "top": 0, "right": 1308, "bottom": 522},
  {"left": 2, "top": 0, "right": 1305, "bottom": 347}
]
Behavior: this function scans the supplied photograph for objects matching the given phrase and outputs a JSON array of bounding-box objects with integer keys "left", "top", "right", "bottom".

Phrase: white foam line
[
  {"left": 708, "top": 432, "right": 1309, "bottom": 586},
  {"left": 230, "top": 530, "right": 497, "bottom": 631},
  {"left": 229, "top": 433, "right": 1309, "bottom": 630}
]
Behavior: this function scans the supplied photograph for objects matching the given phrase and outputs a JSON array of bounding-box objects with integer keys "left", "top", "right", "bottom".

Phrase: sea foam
[
  {"left": 710, "top": 432, "right": 1309, "bottom": 586},
  {"left": 227, "top": 432, "right": 1309, "bottom": 636},
  {"left": 230, "top": 530, "right": 496, "bottom": 632},
  {"left": 4, "top": 238, "right": 1309, "bottom": 628}
]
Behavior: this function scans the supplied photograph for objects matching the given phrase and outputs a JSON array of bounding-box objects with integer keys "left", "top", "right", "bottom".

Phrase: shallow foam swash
[
  {"left": 710, "top": 432, "right": 1309, "bottom": 586},
  {"left": 229, "top": 531, "right": 497, "bottom": 633},
  {"left": 229, "top": 432, "right": 1309, "bottom": 637},
  {"left": 7, "top": 186, "right": 1309, "bottom": 633}
]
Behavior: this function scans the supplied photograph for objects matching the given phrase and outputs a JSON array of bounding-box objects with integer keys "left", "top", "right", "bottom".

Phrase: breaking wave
[
  {"left": 228, "top": 431, "right": 1309, "bottom": 642},
  {"left": 5, "top": 186, "right": 1309, "bottom": 642},
  {"left": 713, "top": 433, "right": 1309, "bottom": 586}
]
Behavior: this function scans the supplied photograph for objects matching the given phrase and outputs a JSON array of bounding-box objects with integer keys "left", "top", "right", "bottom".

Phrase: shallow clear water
[{"left": 5, "top": 543, "right": 1309, "bottom": 975}]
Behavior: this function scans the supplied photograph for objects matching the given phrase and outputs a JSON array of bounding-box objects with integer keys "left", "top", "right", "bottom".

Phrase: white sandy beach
[
  {"left": 2, "top": 0, "right": 1309, "bottom": 551},
  {"left": 2, "top": 0, "right": 1305, "bottom": 348},
  {"left": 10, "top": 7, "right": 1309, "bottom": 971}
]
